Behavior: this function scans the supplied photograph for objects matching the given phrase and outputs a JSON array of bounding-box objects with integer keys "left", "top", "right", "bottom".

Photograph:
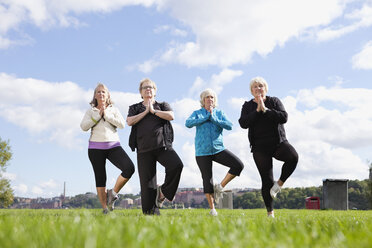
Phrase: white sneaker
[
  {"left": 270, "top": 182, "right": 281, "bottom": 198},
  {"left": 213, "top": 183, "right": 224, "bottom": 203},
  {"left": 268, "top": 213, "right": 275, "bottom": 218},
  {"left": 209, "top": 208, "right": 218, "bottom": 216},
  {"left": 107, "top": 189, "right": 119, "bottom": 211}
]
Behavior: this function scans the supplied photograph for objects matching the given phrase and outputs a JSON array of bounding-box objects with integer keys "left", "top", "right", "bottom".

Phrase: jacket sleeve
[
  {"left": 80, "top": 108, "right": 102, "bottom": 131},
  {"left": 210, "top": 110, "right": 232, "bottom": 130},
  {"left": 185, "top": 110, "right": 210, "bottom": 128},
  {"left": 238, "top": 102, "right": 260, "bottom": 129},
  {"left": 104, "top": 106, "right": 125, "bottom": 129},
  {"left": 265, "top": 97, "right": 288, "bottom": 124}
]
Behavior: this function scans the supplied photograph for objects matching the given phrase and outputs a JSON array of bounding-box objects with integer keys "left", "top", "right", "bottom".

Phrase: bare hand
[{"left": 99, "top": 105, "right": 106, "bottom": 116}]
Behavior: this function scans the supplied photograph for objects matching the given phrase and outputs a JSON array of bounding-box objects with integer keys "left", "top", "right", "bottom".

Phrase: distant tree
[
  {"left": 368, "top": 162, "right": 372, "bottom": 209},
  {"left": 0, "top": 138, "right": 14, "bottom": 208}
]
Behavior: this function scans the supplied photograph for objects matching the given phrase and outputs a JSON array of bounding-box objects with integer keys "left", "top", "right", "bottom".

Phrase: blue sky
[{"left": 1, "top": 0, "right": 371, "bottom": 198}]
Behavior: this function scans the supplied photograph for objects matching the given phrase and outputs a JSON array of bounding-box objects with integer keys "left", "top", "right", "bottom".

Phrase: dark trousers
[
  {"left": 137, "top": 147, "right": 183, "bottom": 215},
  {"left": 196, "top": 149, "right": 244, "bottom": 194},
  {"left": 252, "top": 141, "right": 298, "bottom": 212},
  {"left": 88, "top": 146, "right": 135, "bottom": 187}
]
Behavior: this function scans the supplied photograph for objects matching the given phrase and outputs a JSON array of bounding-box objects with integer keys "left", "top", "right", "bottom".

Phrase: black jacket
[
  {"left": 238, "top": 96, "right": 288, "bottom": 149},
  {"left": 128, "top": 102, "right": 174, "bottom": 152}
]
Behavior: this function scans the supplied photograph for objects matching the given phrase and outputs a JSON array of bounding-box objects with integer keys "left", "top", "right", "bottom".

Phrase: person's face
[
  {"left": 140, "top": 82, "right": 156, "bottom": 99},
  {"left": 251, "top": 82, "right": 267, "bottom": 98},
  {"left": 203, "top": 95, "right": 214, "bottom": 109},
  {"left": 95, "top": 86, "right": 108, "bottom": 104}
]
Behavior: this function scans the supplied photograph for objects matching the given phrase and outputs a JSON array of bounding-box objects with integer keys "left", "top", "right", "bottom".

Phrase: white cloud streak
[
  {"left": 0, "top": 73, "right": 141, "bottom": 149},
  {"left": 352, "top": 40, "right": 372, "bottom": 70}
]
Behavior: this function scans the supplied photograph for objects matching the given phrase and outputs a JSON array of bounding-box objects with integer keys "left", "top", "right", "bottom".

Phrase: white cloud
[
  {"left": 0, "top": 73, "right": 140, "bottom": 149},
  {"left": 188, "top": 68, "right": 243, "bottom": 97},
  {"left": 316, "top": 2, "right": 372, "bottom": 41},
  {"left": 154, "top": 25, "right": 187, "bottom": 37},
  {"left": 39, "top": 179, "right": 58, "bottom": 189},
  {"left": 0, "top": 0, "right": 159, "bottom": 48},
  {"left": 1, "top": 172, "right": 16, "bottom": 180},
  {"left": 352, "top": 40, "right": 372, "bottom": 70},
  {"left": 14, "top": 184, "right": 28, "bottom": 194},
  {"left": 150, "top": 0, "right": 349, "bottom": 68},
  {"left": 32, "top": 186, "right": 43, "bottom": 195}
]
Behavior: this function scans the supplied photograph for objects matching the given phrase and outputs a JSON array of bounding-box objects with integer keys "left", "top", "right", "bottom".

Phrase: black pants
[
  {"left": 88, "top": 146, "right": 135, "bottom": 187},
  {"left": 252, "top": 141, "right": 298, "bottom": 212},
  {"left": 196, "top": 149, "right": 244, "bottom": 194},
  {"left": 137, "top": 147, "right": 183, "bottom": 215}
]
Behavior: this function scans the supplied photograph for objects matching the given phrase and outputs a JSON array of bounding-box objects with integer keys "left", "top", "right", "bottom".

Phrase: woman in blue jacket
[{"left": 185, "top": 89, "right": 244, "bottom": 216}]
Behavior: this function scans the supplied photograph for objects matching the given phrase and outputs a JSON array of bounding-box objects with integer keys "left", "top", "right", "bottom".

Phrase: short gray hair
[
  {"left": 200, "top": 88, "right": 218, "bottom": 108},
  {"left": 250, "top": 76, "right": 269, "bottom": 94}
]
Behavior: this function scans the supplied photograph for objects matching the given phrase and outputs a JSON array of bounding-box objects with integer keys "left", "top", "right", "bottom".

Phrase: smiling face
[
  {"left": 251, "top": 82, "right": 267, "bottom": 98},
  {"left": 139, "top": 79, "right": 157, "bottom": 99},
  {"left": 94, "top": 85, "right": 108, "bottom": 105}
]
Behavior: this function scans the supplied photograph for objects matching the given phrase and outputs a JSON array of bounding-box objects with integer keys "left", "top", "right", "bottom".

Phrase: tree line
[{"left": 233, "top": 179, "right": 371, "bottom": 210}]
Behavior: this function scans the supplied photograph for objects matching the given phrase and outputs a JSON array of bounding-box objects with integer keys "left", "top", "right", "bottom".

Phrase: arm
[
  {"left": 80, "top": 108, "right": 102, "bottom": 131},
  {"left": 151, "top": 101, "right": 174, "bottom": 121},
  {"left": 185, "top": 110, "right": 210, "bottom": 128},
  {"left": 210, "top": 110, "right": 232, "bottom": 130},
  {"left": 265, "top": 97, "right": 288, "bottom": 124},
  {"left": 104, "top": 106, "right": 125, "bottom": 129},
  {"left": 126, "top": 106, "right": 149, "bottom": 126},
  {"left": 238, "top": 102, "right": 260, "bottom": 129}
]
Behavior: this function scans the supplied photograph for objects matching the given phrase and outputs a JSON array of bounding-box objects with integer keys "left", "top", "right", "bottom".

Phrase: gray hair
[
  {"left": 200, "top": 88, "right": 218, "bottom": 108},
  {"left": 250, "top": 76, "right": 269, "bottom": 94}
]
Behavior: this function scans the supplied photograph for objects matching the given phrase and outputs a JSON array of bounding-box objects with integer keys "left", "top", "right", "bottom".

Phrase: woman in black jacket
[
  {"left": 127, "top": 78, "right": 183, "bottom": 215},
  {"left": 238, "top": 76, "right": 298, "bottom": 218}
]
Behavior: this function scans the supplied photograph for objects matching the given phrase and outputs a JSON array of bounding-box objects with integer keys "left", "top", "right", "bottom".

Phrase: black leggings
[
  {"left": 196, "top": 149, "right": 244, "bottom": 194},
  {"left": 252, "top": 141, "right": 298, "bottom": 212},
  {"left": 137, "top": 147, "right": 183, "bottom": 215},
  {"left": 88, "top": 146, "right": 135, "bottom": 187}
]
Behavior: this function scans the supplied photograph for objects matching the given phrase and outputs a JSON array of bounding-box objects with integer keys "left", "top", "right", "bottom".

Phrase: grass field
[{"left": 0, "top": 208, "right": 371, "bottom": 248}]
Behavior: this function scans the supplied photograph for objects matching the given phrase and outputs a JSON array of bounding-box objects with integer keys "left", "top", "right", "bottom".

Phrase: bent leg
[{"left": 274, "top": 141, "right": 299, "bottom": 184}]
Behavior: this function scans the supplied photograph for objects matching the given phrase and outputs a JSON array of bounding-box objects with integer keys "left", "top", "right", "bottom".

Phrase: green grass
[{"left": 1, "top": 209, "right": 371, "bottom": 248}]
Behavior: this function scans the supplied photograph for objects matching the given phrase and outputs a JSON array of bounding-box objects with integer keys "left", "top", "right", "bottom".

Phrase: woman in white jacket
[{"left": 81, "top": 83, "right": 135, "bottom": 214}]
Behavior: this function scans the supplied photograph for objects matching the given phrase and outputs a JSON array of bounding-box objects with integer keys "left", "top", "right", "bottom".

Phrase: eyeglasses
[{"left": 141, "top": 86, "right": 154, "bottom": 90}]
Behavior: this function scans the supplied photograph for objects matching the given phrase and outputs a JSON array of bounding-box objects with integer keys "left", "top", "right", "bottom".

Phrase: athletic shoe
[
  {"left": 213, "top": 183, "right": 224, "bottom": 203},
  {"left": 102, "top": 208, "right": 109, "bottom": 215},
  {"left": 107, "top": 189, "right": 119, "bottom": 211},
  {"left": 270, "top": 182, "right": 281, "bottom": 198},
  {"left": 156, "top": 185, "right": 165, "bottom": 208},
  {"left": 267, "top": 213, "right": 275, "bottom": 218},
  {"left": 209, "top": 208, "right": 218, "bottom": 216}
]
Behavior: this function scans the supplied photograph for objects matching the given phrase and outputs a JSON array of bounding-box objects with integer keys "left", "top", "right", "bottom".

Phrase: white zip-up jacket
[{"left": 80, "top": 105, "right": 125, "bottom": 142}]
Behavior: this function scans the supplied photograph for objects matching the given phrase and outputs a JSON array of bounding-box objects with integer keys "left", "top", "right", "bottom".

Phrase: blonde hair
[
  {"left": 200, "top": 88, "right": 218, "bottom": 108},
  {"left": 90, "top": 83, "right": 113, "bottom": 107},
  {"left": 250, "top": 76, "right": 269, "bottom": 95}
]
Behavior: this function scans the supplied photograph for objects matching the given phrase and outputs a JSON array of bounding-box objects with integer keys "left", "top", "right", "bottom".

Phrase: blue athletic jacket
[{"left": 185, "top": 108, "right": 232, "bottom": 156}]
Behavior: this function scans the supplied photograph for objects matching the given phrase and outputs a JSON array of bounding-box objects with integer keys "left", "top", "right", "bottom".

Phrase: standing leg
[
  {"left": 88, "top": 149, "right": 108, "bottom": 211},
  {"left": 253, "top": 151, "right": 274, "bottom": 214},
  {"left": 156, "top": 147, "right": 183, "bottom": 201},
  {"left": 137, "top": 151, "right": 158, "bottom": 215},
  {"left": 196, "top": 155, "right": 215, "bottom": 210}
]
